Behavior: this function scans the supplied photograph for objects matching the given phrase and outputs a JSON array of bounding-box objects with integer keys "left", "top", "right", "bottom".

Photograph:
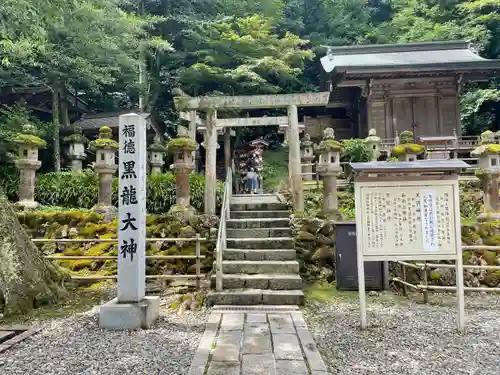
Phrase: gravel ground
[
  {"left": 0, "top": 307, "right": 209, "bottom": 375},
  {"left": 304, "top": 292, "right": 500, "bottom": 375}
]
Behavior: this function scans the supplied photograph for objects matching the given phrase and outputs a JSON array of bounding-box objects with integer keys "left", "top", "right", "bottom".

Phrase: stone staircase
[{"left": 208, "top": 194, "right": 304, "bottom": 305}]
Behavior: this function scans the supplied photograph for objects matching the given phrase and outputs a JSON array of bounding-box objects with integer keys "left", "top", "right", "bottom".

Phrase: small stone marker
[{"left": 99, "top": 113, "right": 160, "bottom": 330}]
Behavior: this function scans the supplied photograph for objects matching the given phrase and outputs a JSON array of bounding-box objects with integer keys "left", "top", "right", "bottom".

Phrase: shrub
[
  {"left": 33, "top": 170, "right": 222, "bottom": 213},
  {"left": 341, "top": 138, "right": 371, "bottom": 163}
]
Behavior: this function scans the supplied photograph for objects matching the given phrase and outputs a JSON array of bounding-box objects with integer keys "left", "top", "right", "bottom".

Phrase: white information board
[
  {"left": 354, "top": 177, "right": 465, "bottom": 332},
  {"left": 355, "top": 180, "right": 459, "bottom": 260}
]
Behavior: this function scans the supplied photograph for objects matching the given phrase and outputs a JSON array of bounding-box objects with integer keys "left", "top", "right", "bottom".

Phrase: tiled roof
[{"left": 73, "top": 111, "right": 150, "bottom": 130}]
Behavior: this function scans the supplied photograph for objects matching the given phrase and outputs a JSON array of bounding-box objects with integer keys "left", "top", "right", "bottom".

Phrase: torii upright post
[
  {"left": 288, "top": 105, "right": 304, "bottom": 212},
  {"left": 205, "top": 109, "right": 218, "bottom": 214}
]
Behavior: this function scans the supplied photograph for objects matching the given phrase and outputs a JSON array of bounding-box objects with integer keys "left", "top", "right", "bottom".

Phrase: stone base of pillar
[
  {"left": 150, "top": 162, "right": 163, "bottom": 175},
  {"left": 99, "top": 296, "right": 160, "bottom": 330},
  {"left": 168, "top": 203, "right": 196, "bottom": 219},
  {"left": 16, "top": 199, "right": 39, "bottom": 209},
  {"left": 70, "top": 158, "right": 84, "bottom": 171}
]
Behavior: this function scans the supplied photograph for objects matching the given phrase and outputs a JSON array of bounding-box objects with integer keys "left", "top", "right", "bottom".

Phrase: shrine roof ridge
[
  {"left": 350, "top": 159, "right": 470, "bottom": 172},
  {"left": 322, "top": 40, "right": 468, "bottom": 56}
]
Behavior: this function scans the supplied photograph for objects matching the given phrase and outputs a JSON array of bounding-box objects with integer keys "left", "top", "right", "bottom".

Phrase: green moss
[
  {"left": 315, "top": 139, "right": 343, "bottom": 152},
  {"left": 483, "top": 270, "right": 500, "bottom": 286},
  {"left": 167, "top": 137, "right": 198, "bottom": 152},
  {"left": 88, "top": 138, "right": 119, "bottom": 151},
  {"left": 481, "top": 250, "right": 498, "bottom": 265},
  {"left": 11, "top": 133, "right": 47, "bottom": 148},
  {"left": 63, "top": 133, "right": 88, "bottom": 144},
  {"left": 148, "top": 141, "right": 168, "bottom": 152},
  {"left": 391, "top": 143, "right": 425, "bottom": 157},
  {"left": 429, "top": 271, "right": 441, "bottom": 280},
  {"left": 463, "top": 251, "right": 473, "bottom": 264},
  {"left": 399, "top": 130, "right": 414, "bottom": 144},
  {"left": 486, "top": 144, "right": 500, "bottom": 153}
]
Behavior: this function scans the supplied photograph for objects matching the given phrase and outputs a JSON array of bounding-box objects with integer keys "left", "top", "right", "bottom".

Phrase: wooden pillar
[
  {"left": 224, "top": 127, "right": 231, "bottom": 173},
  {"left": 288, "top": 105, "right": 304, "bottom": 212},
  {"left": 205, "top": 109, "right": 217, "bottom": 214}
]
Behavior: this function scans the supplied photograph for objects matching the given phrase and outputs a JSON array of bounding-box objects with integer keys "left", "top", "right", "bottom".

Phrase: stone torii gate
[{"left": 174, "top": 92, "right": 330, "bottom": 213}]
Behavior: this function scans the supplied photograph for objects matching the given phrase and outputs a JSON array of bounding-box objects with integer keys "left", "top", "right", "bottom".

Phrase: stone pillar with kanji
[
  {"left": 472, "top": 130, "right": 500, "bottom": 221},
  {"left": 365, "top": 128, "right": 381, "bottom": 162},
  {"left": 167, "top": 126, "right": 198, "bottom": 215},
  {"left": 147, "top": 135, "right": 167, "bottom": 175},
  {"left": 391, "top": 130, "right": 425, "bottom": 161},
  {"left": 315, "top": 128, "right": 343, "bottom": 220},
  {"left": 300, "top": 133, "right": 315, "bottom": 181},
  {"left": 64, "top": 128, "right": 87, "bottom": 171},
  {"left": 12, "top": 124, "right": 46, "bottom": 209},
  {"left": 90, "top": 126, "right": 119, "bottom": 213}
]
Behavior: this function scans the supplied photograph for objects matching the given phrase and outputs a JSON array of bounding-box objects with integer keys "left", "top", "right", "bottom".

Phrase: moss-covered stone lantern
[
  {"left": 167, "top": 129, "right": 198, "bottom": 214},
  {"left": 300, "top": 133, "right": 315, "bottom": 181},
  {"left": 11, "top": 124, "right": 46, "bottom": 208},
  {"left": 89, "top": 126, "right": 119, "bottom": 212},
  {"left": 63, "top": 127, "right": 88, "bottom": 171},
  {"left": 364, "top": 128, "right": 382, "bottom": 162},
  {"left": 315, "top": 128, "right": 343, "bottom": 219},
  {"left": 472, "top": 130, "right": 500, "bottom": 221},
  {"left": 148, "top": 135, "right": 167, "bottom": 175},
  {"left": 391, "top": 130, "right": 425, "bottom": 162}
]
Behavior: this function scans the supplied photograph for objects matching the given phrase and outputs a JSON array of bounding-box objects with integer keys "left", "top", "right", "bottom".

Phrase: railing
[
  {"left": 216, "top": 167, "right": 232, "bottom": 291},
  {"left": 393, "top": 245, "right": 500, "bottom": 299},
  {"left": 33, "top": 236, "right": 206, "bottom": 290}
]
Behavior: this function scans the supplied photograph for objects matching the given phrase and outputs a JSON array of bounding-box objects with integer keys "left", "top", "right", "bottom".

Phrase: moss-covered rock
[
  {"left": 391, "top": 143, "right": 425, "bottom": 157},
  {"left": 167, "top": 137, "right": 198, "bottom": 152}
]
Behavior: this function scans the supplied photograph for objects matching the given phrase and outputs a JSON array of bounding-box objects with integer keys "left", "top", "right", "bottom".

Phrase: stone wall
[
  {"left": 18, "top": 210, "right": 218, "bottom": 280},
  {"left": 292, "top": 216, "right": 500, "bottom": 288}
]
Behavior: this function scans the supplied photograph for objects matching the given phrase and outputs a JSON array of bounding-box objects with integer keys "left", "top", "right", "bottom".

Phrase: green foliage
[
  {"left": 341, "top": 139, "right": 371, "bottom": 163},
  {"left": 88, "top": 139, "right": 119, "bottom": 151},
  {"left": 62, "top": 134, "right": 88, "bottom": 144},
  {"left": 33, "top": 170, "right": 222, "bottom": 213},
  {"left": 461, "top": 89, "right": 500, "bottom": 135},
  {"left": 315, "top": 139, "right": 343, "bottom": 152}
]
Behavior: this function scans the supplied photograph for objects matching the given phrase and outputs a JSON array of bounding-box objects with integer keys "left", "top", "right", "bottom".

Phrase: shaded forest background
[{"left": 1, "top": 0, "right": 500, "bottom": 164}]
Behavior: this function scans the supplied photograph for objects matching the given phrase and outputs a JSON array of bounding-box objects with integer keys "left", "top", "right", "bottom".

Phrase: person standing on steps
[{"left": 245, "top": 151, "right": 259, "bottom": 194}]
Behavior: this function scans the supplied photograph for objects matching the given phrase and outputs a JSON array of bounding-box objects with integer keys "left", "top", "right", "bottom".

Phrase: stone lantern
[
  {"left": 63, "top": 127, "right": 87, "bottom": 171},
  {"left": 300, "top": 133, "right": 315, "bottom": 181},
  {"left": 315, "top": 128, "right": 343, "bottom": 219},
  {"left": 90, "top": 126, "right": 119, "bottom": 213},
  {"left": 167, "top": 128, "right": 198, "bottom": 214},
  {"left": 365, "top": 128, "right": 382, "bottom": 162},
  {"left": 12, "top": 124, "right": 46, "bottom": 208},
  {"left": 391, "top": 130, "right": 425, "bottom": 162},
  {"left": 472, "top": 130, "right": 500, "bottom": 221},
  {"left": 148, "top": 135, "right": 167, "bottom": 175}
]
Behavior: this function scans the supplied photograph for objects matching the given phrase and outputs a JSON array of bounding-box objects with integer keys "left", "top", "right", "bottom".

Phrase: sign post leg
[
  {"left": 456, "top": 252, "right": 465, "bottom": 332},
  {"left": 357, "top": 255, "right": 367, "bottom": 329}
]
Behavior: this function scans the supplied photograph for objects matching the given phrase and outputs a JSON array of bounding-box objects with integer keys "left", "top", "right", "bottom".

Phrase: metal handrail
[{"left": 216, "top": 167, "right": 231, "bottom": 291}]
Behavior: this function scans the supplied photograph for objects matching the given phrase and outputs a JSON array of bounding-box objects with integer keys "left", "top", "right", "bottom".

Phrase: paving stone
[
  {"left": 247, "top": 313, "right": 267, "bottom": 324},
  {"left": 212, "top": 331, "right": 242, "bottom": 362},
  {"left": 272, "top": 333, "right": 303, "bottom": 360},
  {"left": 290, "top": 312, "right": 307, "bottom": 328},
  {"left": 221, "top": 313, "right": 244, "bottom": 331},
  {"left": 242, "top": 353, "right": 276, "bottom": 375},
  {"left": 245, "top": 322, "right": 270, "bottom": 335},
  {"left": 275, "top": 360, "right": 309, "bottom": 375},
  {"left": 296, "top": 327, "right": 328, "bottom": 372},
  {"left": 242, "top": 334, "right": 272, "bottom": 354},
  {"left": 269, "top": 314, "right": 296, "bottom": 334},
  {"left": 310, "top": 372, "right": 330, "bottom": 375},
  {"left": 207, "top": 361, "right": 241, "bottom": 375},
  {"left": 0, "top": 331, "right": 15, "bottom": 341}
]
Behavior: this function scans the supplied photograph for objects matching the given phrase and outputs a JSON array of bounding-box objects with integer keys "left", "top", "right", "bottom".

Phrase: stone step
[
  {"left": 230, "top": 202, "right": 288, "bottom": 211},
  {"left": 220, "top": 260, "right": 300, "bottom": 274},
  {"left": 223, "top": 249, "right": 296, "bottom": 261},
  {"left": 231, "top": 210, "right": 290, "bottom": 219},
  {"left": 226, "top": 218, "right": 290, "bottom": 229},
  {"left": 226, "top": 227, "right": 291, "bottom": 238},
  {"left": 206, "top": 289, "right": 304, "bottom": 306},
  {"left": 210, "top": 274, "right": 302, "bottom": 290},
  {"left": 226, "top": 237, "right": 294, "bottom": 249}
]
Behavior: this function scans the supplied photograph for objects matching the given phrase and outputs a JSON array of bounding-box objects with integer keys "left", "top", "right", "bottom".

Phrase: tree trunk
[
  {"left": 60, "top": 87, "right": 70, "bottom": 130},
  {"left": 51, "top": 84, "right": 61, "bottom": 172},
  {"left": 0, "top": 194, "right": 65, "bottom": 316}
]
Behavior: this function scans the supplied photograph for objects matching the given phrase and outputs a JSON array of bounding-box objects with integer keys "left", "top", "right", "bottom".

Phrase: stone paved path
[{"left": 187, "top": 306, "right": 329, "bottom": 375}]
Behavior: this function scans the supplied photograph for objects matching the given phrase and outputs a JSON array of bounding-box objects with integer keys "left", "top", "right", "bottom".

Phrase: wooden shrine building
[{"left": 317, "top": 41, "right": 500, "bottom": 140}]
